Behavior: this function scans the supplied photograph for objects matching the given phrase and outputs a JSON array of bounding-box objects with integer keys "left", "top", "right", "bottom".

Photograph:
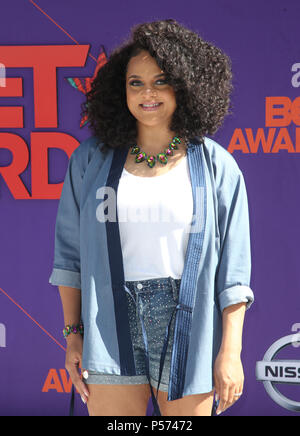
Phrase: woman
[{"left": 49, "top": 19, "right": 254, "bottom": 416}]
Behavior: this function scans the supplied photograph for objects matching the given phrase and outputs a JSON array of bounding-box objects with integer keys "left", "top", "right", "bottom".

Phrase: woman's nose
[{"left": 141, "top": 86, "right": 157, "bottom": 96}]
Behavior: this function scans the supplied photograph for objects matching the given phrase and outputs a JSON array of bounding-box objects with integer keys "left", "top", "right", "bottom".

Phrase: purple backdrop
[{"left": 0, "top": 0, "right": 299, "bottom": 416}]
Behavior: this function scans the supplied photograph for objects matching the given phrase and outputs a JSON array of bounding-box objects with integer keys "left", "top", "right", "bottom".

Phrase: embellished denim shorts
[{"left": 83, "top": 276, "right": 181, "bottom": 393}]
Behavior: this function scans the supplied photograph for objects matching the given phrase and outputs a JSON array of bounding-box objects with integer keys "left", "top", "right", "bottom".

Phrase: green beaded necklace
[{"left": 130, "top": 136, "right": 181, "bottom": 168}]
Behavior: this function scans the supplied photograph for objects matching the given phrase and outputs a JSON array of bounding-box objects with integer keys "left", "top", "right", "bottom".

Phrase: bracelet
[{"left": 63, "top": 322, "right": 84, "bottom": 339}]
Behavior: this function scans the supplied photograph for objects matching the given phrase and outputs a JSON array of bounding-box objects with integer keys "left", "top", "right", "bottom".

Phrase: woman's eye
[
  {"left": 129, "top": 80, "right": 142, "bottom": 86},
  {"left": 129, "top": 79, "right": 167, "bottom": 86}
]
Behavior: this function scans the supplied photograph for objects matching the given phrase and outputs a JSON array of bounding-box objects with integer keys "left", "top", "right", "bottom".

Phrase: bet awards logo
[{"left": 256, "top": 331, "right": 300, "bottom": 412}]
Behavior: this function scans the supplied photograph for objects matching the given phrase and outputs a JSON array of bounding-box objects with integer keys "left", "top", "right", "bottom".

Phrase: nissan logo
[{"left": 256, "top": 334, "right": 300, "bottom": 412}]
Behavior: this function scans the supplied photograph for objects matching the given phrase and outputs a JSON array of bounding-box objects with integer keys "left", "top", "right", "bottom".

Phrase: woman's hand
[
  {"left": 213, "top": 349, "right": 244, "bottom": 415},
  {"left": 65, "top": 334, "right": 89, "bottom": 404}
]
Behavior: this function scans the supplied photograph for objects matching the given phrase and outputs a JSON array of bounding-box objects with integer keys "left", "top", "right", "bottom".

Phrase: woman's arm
[
  {"left": 58, "top": 286, "right": 89, "bottom": 403},
  {"left": 213, "top": 165, "right": 254, "bottom": 414},
  {"left": 58, "top": 285, "right": 81, "bottom": 326},
  {"left": 214, "top": 302, "right": 246, "bottom": 415},
  {"left": 220, "top": 302, "right": 246, "bottom": 354}
]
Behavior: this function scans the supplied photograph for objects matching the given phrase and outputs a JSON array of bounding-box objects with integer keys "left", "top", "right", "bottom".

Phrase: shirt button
[{"left": 137, "top": 283, "right": 143, "bottom": 289}]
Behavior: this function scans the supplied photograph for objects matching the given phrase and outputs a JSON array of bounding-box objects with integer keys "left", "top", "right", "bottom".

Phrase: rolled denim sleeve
[
  {"left": 215, "top": 169, "right": 254, "bottom": 312},
  {"left": 49, "top": 151, "right": 82, "bottom": 290}
]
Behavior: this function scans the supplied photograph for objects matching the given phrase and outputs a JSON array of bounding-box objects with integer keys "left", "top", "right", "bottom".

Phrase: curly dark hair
[{"left": 81, "top": 19, "right": 233, "bottom": 153}]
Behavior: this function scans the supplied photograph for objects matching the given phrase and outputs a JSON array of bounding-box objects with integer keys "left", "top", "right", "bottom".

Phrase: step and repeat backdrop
[{"left": 0, "top": 0, "right": 299, "bottom": 416}]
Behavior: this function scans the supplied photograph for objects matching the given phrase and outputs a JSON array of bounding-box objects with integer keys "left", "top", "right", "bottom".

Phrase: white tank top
[{"left": 117, "top": 155, "right": 194, "bottom": 281}]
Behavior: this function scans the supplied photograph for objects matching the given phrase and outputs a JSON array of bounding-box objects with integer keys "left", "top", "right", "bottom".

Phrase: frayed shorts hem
[{"left": 83, "top": 373, "right": 169, "bottom": 392}]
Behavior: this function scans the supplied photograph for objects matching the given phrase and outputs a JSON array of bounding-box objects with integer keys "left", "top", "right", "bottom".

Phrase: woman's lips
[{"left": 139, "top": 102, "right": 163, "bottom": 111}]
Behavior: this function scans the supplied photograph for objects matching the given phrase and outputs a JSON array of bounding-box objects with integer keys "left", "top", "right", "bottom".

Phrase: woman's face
[{"left": 126, "top": 50, "right": 177, "bottom": 128}]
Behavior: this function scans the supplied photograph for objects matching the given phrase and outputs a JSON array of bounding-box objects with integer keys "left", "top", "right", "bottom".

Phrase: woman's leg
[
  {"left": 152, "top": 387, "right": 214, "bottom": 416},
  {"left": 86, "top": 383, "right": 151, "bottom": 416}
]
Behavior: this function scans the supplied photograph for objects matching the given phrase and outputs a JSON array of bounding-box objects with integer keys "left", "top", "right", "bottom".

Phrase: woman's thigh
[
  {"left": 86, "top": 383, "right": 151, "bottom": 416},
  {"left": 153, "top": 387, "right": 214, "bottom": 416}
]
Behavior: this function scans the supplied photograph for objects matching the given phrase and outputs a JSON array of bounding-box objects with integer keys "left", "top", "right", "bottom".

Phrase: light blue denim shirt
[{"left": 49, "top": 135, "right": 254, "bottom": 401}]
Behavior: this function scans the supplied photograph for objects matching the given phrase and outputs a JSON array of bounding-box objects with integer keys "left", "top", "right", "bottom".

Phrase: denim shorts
[{"left": 83, "top": 276, "right": 181, "bottom": 392}]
